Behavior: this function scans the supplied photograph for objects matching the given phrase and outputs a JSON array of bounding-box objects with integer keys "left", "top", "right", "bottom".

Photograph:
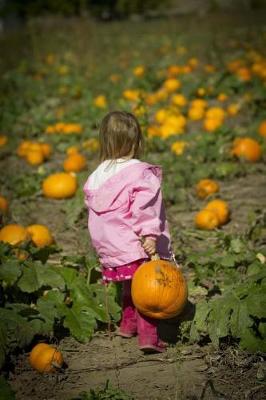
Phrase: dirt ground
[{"left": 8, "top": 332, "right": 266, "bottom": 400}]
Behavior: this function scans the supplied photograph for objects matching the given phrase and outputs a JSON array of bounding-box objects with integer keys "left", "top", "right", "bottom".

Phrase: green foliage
[
  {"left": 0, "top": 243, "right": 120, "bottom": 369},
  {"left": 72, "top": 380, "right": 134, "bottom": 400},
  {"left": 0, "top": 376, "right": 16, "bottom": 400},
  {"left": 181, "top": 229, "right": 266, "bottom": 352}
]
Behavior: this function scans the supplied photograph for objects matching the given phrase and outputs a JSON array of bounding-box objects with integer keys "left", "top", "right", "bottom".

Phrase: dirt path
[{"left": 9, "top": 333, "right": 266, "bottom": 400}]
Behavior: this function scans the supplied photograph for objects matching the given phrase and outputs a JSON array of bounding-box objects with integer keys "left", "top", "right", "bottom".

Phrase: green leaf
[
  {"left": 36, "top": 290, "right": 65, "bottom": 333},
  {"left": 230, "top": 300, "right": 253, "bottom": 338},
  {"left": 17, "top": 262, "right": 65, "bottom": 293},
  {"left": 258, "top": 322, "right": 266, "bottom": 339},
  {"left": 208, "top": 292, "right": 235, "bottom": 347},
  {"left": 190, "top": 301, "right": 211, "bottom": 342},
  {"left": 60, "top": 303, "right": 97, "bottom": 342},
  {"left": 0, "top": 308, "right": 35, "bottom": 348},
  {"left": 230, "top": 238, "right": 245, "bottom": 254},
  {"left": 0, "top": 376, "right": 16, "bottom": 400},
  {"left": 220, "top": 254, "right": 238, "bottom": 267},
  {"left": 0, "top": 260, "right": 22, "bottom": 285},
  {"left": 240, "top": 329, "right": 266, "bottom": 352},
  {"left": 246, "top": 286, "right": 266, "bottom": 318},
  {"left": 0, "top": 321, "right": 7, "bottom": 369}
]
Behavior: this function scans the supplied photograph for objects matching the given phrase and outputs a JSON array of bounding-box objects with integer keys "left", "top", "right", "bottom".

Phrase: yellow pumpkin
[
  {"left": 196, "top": 179, "right": 220, "bottom": 199},
  {"left": 0, "top": 195, "right": 8, "bottom": 214},
  {"left": 131, "top": 258, "right": 187, "bottom": 319},
  {"left": 42, "top": 172, "right": 77, "bottom": 199},
  {"left": 26, "top": 224, "right": 54, "bottom": 248},
  {"left": 63, "top": 153, "right": 87, "bottom": 173},
  {"left": 231, "top": 137, "right": 262, "bottom": 162},
  {"left": 194, "top": 209, "right": 220, "bottom": 230},
  {"left": 0, "top": 224, "right": 29, "bottom": 245},
  {"left": 29, "top": 343, "right": 63, "bottom": 373},
  {"left": 205, "top": 199, "right": 230, "bottom": 226}
]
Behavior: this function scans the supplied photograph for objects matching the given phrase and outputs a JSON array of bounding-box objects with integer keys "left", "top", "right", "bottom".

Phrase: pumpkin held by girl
[{"left": 132, "top": 256, "right": 188, "bottom": 319}]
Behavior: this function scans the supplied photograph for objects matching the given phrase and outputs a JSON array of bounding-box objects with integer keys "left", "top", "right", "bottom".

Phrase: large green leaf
[
  {"left": 0, "top": 260, "right": 22, "bottom": 285},
  {"left": 60, "top": 303, "right": 97, "bottom": 342},
  {"left": 230, "top": 301, "right": 253, "bottom": 338},
  {"left": 240, "top": 329, "right": 266, "bottom": 352},
  {"left": 17, "top": 262, "right": 65, "bottom": 293},
  {"left": 36, "top": 290, "right": 65, "bottom": 333},
  {"left": 208, "top": 293, "right": 235, "bottom": 347},
  {"left": 246, "top": 286, "right": 266, "bottom": 319},
  {"left": 0, "top": 308, "right": 36, "bottom": 348},
  {"left": 189, "top": 301, "right": 210, "bottom": 342}
]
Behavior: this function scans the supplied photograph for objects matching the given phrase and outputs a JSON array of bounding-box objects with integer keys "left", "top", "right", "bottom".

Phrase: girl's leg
[
  {"left": 118, "top": 280, "right": 137, "bottom": 337},
  {"left": 137, "top": 311, "right": 166, "bottom": 353}
]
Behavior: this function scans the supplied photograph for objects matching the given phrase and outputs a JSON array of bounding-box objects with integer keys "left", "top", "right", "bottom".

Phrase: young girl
[{"left": 83, "top": 111, "right": 172, "bottom": 353}]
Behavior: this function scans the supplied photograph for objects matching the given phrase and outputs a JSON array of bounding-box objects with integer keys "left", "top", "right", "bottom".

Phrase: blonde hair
[{"left": 99, "top": 111, "right": 144, "bottom": 161}]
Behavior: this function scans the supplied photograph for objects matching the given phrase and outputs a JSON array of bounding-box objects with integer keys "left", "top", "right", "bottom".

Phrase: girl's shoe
[{"left": 139, "top": 339, "right": 167, "bottom": 353}]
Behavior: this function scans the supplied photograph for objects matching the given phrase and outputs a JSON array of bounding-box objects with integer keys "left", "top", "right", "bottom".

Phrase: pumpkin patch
[{"left": 0, "top": 7, "right": 266, "bottom": 400}]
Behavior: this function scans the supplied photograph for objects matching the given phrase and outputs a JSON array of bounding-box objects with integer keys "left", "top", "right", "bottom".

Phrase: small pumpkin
[
  {"left": 0, "top": 224, "right": 29, "bottom": 245},
  {"left": 205, "top": 199, "right": 230, "bottom": 226},
  {"left": 42, "top": 172, "right": 77, "bottom": 199},
  {"left": 194, "top": 209, "right": 219, "bottom": 230},
  {"left": 196, "top": 179, "right": 220, "bottom": 199},
  {"left": 0, "top": 195, "right": 8, "bottom": 214},
  {"left": 231, "top": 137, "right": 262, "bottom": 162},
  {"left": 29, "top": 343, "right": 63, "bottom": 373},
  {"left": 63, "top": 153, "right": 87, "bottom": 173},
  {"left": 258, "top": 120, "right": 266, "bottom": 138},
  {"left": 131, "top": 257, "right": 187, "bottom": 319},
  {"left": 26, "top": 224, "right": 54, "bottom": 248}
]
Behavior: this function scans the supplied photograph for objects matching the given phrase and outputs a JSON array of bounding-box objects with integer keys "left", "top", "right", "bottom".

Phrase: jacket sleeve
[{"left": 129, "top": 170, "right": 163, "bottom": 238}]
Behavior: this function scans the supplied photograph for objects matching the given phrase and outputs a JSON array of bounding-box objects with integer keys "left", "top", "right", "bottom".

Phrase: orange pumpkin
[
  {"left": 196, "top": 179, "right": 220, "bottom": 199},
  {"left": 231, "top": 137, "right": 262, "bottom": 162},
  {"left": 63, "top": 153, "right": 87, "bottom": 173},
  {"left": 0, "top": 195, "right": 8, "bottom": 214},
  {"left": 26, "top": 224, "right": 54, "bottom": 248},
  {"left": 194, "top": 209, "right": 220, "bottom": 230},
  {"left": 0, "top": 224, "right": 29, "bottom": 245},
  {"left": 29, "top": 343, "right": 63, "bottom": 373},
  {"left": 205, "top": 199, "right": 230, "bottom": 226},
  {"left": 131, "top": 258, "right": 187, "bottom": 319},
  {"left": 26, "top": 150, "right": 44, "bottom": 166},
  {"left": 42, "top": 172, "right": 77, "bottom": 199},
  {"left": 258, "top": 120, "right": 266, "bottom": 138}
]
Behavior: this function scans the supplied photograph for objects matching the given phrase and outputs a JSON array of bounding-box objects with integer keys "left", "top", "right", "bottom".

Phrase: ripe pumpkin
[
  {"left": 205, "top": 199, "right": 230, "bottom": 226},
  {"left": 196, "top": 179, "right": 220, "bottom": 199},
  {"left": 29, "top": 343, "right": 63, "bottom": 373},
  {"left": 26, "top": 150, "right": 44, "bottom": 165},
  {"left": 63, "top": 153, "right": 87, "bottom": 173},
  {"left": 26, "top": 224, "right": 54, "bottom": 248},
  {"left": 0, "top": 224, "right": 29, "bottom": 245},
  {"left": 258, "top": 120, "right": 266, "bottom": 137},
  {"left": 131, "top": 258, "right": 187, "bottom": 319},
  {"left": 42, "top": 172, "right": 77, "bottom": 199},
  {"left": 194, "top": 209, "right": 220, "bottom": 230},
  {"left": 0, "top": 195, "right": 8, "bottom": 214},
  {"left": 231, "top": 137, "right": 262, "bottom": 162}
]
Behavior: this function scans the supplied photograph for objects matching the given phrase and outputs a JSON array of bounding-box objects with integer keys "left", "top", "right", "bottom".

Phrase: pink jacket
[{"left": 83, "top": 161, "right": 172, "bottom": 268}]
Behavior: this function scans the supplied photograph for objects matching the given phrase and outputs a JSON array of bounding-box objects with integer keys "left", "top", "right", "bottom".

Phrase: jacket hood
[{"left": 83, "top": 162, "right": 162, "bottom": 214}]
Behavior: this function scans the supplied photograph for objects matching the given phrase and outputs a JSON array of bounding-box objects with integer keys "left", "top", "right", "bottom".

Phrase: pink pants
[{"left": 120, "top": 280, "right": 159, "bottom": 346}]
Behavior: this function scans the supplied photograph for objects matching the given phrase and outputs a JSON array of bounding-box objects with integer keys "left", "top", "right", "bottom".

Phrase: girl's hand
[{"left": 141, "top": 237, "right": 156, "bottom": 257}]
